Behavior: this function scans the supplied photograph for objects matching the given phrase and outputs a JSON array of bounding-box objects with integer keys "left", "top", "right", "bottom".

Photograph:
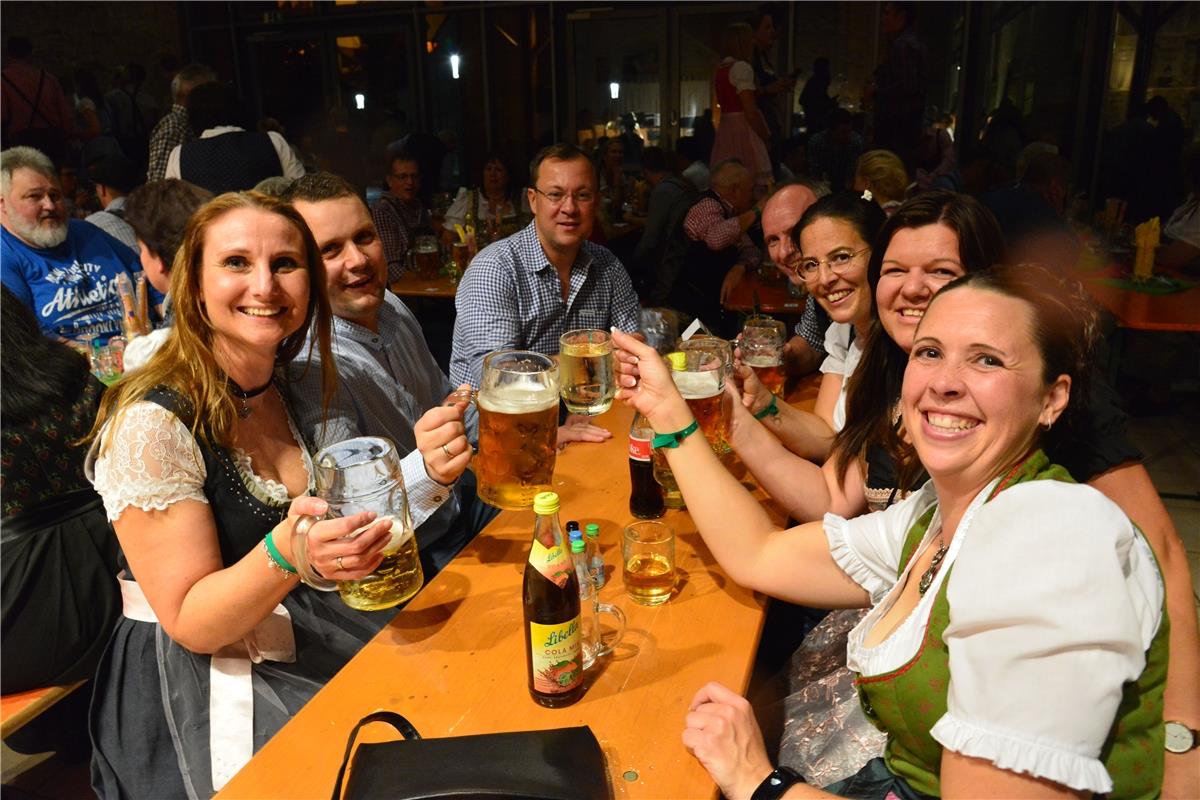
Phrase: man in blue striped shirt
[{"left": 286, "top": 173, "right": 495, "bottom": 576}]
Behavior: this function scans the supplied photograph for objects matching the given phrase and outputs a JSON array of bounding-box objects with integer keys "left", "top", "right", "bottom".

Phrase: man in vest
[
  {"left": 676, "top": 158, "right": 763, "bottom": 336},
  {"left": 83, "top": 153, "right": 142, "bottom": 255}
]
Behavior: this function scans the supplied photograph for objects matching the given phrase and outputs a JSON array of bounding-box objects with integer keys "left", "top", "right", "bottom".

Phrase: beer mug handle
[
  {"left": 443, "top": 386, "right": 477, "bottom": 407},
  {"left": 592, "top": 600, "right": 627, "bottom": 659},
  {"left": 291, "top": 514, "right": 338, "bottom": 591}
]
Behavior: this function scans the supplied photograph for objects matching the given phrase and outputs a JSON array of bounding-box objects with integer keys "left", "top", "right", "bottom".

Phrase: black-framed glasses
[
  {"left": 798, "top": 247, "right": 870, "bottom": 281},
  {"left": 532, "top": 187, "right": 596, "bottom": 206}
]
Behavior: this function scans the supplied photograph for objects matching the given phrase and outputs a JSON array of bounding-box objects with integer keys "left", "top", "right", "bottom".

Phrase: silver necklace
[
  {"left": 228, "top": 377, "right": 273, "bottom": 419},
  {"left": 917, "top": 536, "right": 948, "bottom": 596}
]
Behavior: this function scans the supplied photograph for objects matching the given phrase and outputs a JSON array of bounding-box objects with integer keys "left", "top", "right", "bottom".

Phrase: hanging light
[
  {"left": 450, "top": 53, "right": 461, "bottom": 80},
  {"left": 354, "top": 93, "right": 366, "bottom": 110},
  {"left": 609, "top": 82, "right": 620, "bottom": 100}
]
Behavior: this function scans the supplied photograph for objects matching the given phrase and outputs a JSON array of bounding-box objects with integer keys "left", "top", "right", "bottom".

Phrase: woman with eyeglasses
[{"left": 731, "top": 193, "right": 885, "bottom": 469}]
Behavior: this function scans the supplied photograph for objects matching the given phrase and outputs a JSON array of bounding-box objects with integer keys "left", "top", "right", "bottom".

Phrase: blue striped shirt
[{"left": 449, "top": 222, "right": 640, "bottom": 388}]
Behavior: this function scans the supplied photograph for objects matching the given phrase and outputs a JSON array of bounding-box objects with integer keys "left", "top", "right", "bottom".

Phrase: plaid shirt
[
  {"left": 371, "top": 194, "right": 431, "bottom": 282},
  {"left": 450, "top": 222, "right": 641, "bottom": 389},
  {"left": 146, "top": 105, "right": 193, "bottom": 182},
  {"left": 682, "top": 195, "right": 761, "bottom": 268},
  {"left": 794, "top": 294, "right": 830, "bottom": 353}
]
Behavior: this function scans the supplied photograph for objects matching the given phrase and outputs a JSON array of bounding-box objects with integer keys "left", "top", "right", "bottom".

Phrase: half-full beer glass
[
  {"left": 293, "top": 436, "right": 423, "bottom": 611},
  {"left": 741, "top": 317, "right": 786, "bottom": 396},
  {"left": 477, "top": 350, "right": 560, "bottom": 510},
  {"left": 674, "top": 337, "right": 733, "bottom": 455},
  {"left": 559, "top": 328, "right": 615, "bottom": 415}
]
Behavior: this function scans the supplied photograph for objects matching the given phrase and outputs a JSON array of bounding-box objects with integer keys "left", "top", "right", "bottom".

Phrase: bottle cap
[
  {"left": 585, "top": 523, "right": 600, "bottom": 538},
  {"left": 533, "top": 491, "right": 560, "bottom": 515},
  {"left": 568, "top": 530, "right": 582, "bottom": 541},
  {"left": 666, "top": 352, "right": 686, "bottom": 371},
  {"left": 566, "top": 520, "right": 580, "bottom": 532},
  {"left": 570, "top": 539, "right": 586, "bottom": 553}
]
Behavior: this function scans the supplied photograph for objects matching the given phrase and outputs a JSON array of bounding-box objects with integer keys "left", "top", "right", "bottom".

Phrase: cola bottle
[{"left": 629, "top": 412, "right": 665, "bottom": 519}]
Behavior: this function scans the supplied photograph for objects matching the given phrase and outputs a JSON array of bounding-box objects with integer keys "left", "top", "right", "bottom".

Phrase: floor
[{"left": 3, "top": 395, "right": 1197, "bottom": 800}]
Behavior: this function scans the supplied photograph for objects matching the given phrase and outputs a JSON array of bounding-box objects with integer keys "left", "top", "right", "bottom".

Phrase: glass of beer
[
  {"left": 410, "top": 235, "right": 441, "bottom": 279},
  {"left": 741, "top": 317, "right": 786, "bottom": 397},
  {"left": 673, "top": 337, "right": 733, "bottom": 455},
  {"left": 622, "top": 521, "right": 675, "bottom": 606},
  {"left": 477, "top": 350, "right": 560, "bottom": 510},
  {"left": 559, "top": 328, "right": 615, "bottom": 415},
  {"left": 293, "top": 436, "right": 423, "bottom": 611}
]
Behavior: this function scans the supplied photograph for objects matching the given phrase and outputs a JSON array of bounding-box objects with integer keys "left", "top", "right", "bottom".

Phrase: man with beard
[
  {"left": 285, "top": 172, "right": 496, "bottom": 576},
  {"left": 1, "top": 146, "right": 141, "bottom": 342}
]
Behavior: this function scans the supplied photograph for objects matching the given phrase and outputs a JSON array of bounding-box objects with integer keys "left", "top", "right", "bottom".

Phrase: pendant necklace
[
  {"left": 917, "top": 534, "right": 948, "bottom": 596},
  {"left": 228, "top": 376, "right": 273, "bottom": 419}
]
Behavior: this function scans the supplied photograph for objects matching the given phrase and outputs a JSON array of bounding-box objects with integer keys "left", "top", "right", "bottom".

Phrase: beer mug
[
  {"left": 407, "top": 235, "right": 441, "bottom": 279},
  {"left": 674, "top": 337, "right": 733, "bottom": 455},
  {"left": 740, "top": 317, "right": 787, "bottom": 397},
  {"left": 558, "top": 328, "right": 615, "bottom": 416},
  {"left": 622, "top": 521, "right": 675, "bottom": 606},
  {"left": 476, "top": 350, "right": 560, "bottom": 510},
  {"left": 292, "top": 437, "right": 423, "bottom": 611},
  {"left": 578, "top": 577, "right": 627, "bottom": 670}
]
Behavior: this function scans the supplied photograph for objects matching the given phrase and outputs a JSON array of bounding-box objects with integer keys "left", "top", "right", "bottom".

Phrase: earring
[{"left": 1040, "top": 419, "right": 1054, "bottom": 431}]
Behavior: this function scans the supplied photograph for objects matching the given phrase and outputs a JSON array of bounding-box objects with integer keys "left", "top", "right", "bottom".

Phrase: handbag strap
[{"left": 331, "top": 711, "right": 422, "bottom": 800}]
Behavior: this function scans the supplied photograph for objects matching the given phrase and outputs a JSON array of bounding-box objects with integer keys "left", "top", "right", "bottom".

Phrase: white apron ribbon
[{"left": 119, "top": 573, "right": 296, "bottom": 792}]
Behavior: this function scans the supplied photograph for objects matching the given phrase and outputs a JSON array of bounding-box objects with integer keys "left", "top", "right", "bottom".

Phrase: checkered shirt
[
  {"left": 146, "top": 105, "right": 194, "bottom": 182},
  {"left": 371, "top": 194, "right": 431, "bottom": 282},
  {"left": 450, "top": 222, "right": 641, "bottom": 389},
  {"left": 794, "top": 295, "right": 831, "bottom": 354}
]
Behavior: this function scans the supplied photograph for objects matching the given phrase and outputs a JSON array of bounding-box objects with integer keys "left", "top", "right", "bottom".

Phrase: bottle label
[
  {"left": 529, "top": 539, "right": 574, "bottom": 588},
  {"left": 529, "top": 618, "right": 583, "bottom": 694},
  {"left": 629, "top": 435, "right": 653, "bottom": 462}
]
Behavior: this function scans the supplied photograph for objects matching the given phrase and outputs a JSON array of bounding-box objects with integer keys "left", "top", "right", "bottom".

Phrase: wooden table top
[
  {"left": 1080, "top": 274, "right": 1200, "bottom": 333},
  {"left": 723, "top": 273, "right": 807, "bottom": 316},
  {"left": 389, "top": 273, "right": 458, "bottom": 299},
  {"left": 217, "top": 383, "right": 820, "bottom": 800}
]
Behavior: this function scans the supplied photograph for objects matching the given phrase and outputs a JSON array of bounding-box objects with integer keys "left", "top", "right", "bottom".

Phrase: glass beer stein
[
  {"left": 558, "top": 328, "right": 615, "bottom": 415},
  {"left": 292, "top": 436, "right": 423, "bottom": 611},
  {"left": 740, "top": 317, "right": 787, "bottom": 397},
  {"left": 476, "top": 350, "right": 560, "bottom": 510},
  {"left": 673, "top": 337, "right": 733, "bottom": 455}
]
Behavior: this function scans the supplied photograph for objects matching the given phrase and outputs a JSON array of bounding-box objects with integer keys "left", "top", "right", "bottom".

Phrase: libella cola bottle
[
  {"left": 523, "top": 492, "right": 584, "bottom": 707},
  {"left": 629, "top": 411, "right": 665, "bottom": 519}
]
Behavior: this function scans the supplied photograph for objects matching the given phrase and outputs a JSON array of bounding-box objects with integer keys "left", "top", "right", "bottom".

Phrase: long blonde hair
[{"left": 88, "top": 191, "right": 337, "bottom": 452}]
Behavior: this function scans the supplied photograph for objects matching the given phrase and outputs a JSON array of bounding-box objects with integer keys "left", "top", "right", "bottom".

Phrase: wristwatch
[
  {"left": 751, "top": 765, "right": 806, "bottom": 800},
  {"left": 1165, "top": 720, "right": 1200, "bottom": 753}
]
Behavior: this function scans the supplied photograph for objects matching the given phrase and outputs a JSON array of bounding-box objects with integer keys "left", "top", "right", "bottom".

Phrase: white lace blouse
[
  {"left": 824, "top": 479, "right": 1163, "bottom": 793},
  {"left": 87, "top": 400, "right": 314, "bottom": 521}
]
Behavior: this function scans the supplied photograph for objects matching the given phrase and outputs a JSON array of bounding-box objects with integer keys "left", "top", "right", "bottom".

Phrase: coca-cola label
[{"left": 629, "top": 435, "right": 653, "bottom": 462}]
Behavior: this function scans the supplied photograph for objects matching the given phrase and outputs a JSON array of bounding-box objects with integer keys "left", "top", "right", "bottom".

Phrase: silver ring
[
  {"left": 441, "top": 443, "right": 453, "bottom": 458},
  {"left": 336, "top": 556, "right": 345, "bottom": 572}
]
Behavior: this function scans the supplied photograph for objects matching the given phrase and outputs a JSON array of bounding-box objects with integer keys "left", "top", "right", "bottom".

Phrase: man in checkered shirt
[
  {"left": 450, "top": 143, "right": 640, "bottom": 444},
  {"left": 371, "top": 151, "right": 431, "bottom": 282}
]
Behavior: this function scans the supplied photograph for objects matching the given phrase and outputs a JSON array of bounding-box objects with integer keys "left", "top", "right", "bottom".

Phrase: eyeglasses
[
  {"left": 797, "top": 247, "right": 870, "bottom": 281},
  {"left": 533, "top": 187, "right": 596, "bottom": 206}
]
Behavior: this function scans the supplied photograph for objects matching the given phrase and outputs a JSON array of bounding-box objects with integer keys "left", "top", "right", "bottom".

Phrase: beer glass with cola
[
  {"left": 477, "top": 350, "right": 560, "bottom": 510},
  {"left": 558, "top": 328, "right": 615, "bottom": 415},
  {"left": 740, "top": 317, "right": 786, "bottom": 397},
  {"left": 673, "top": 337, "right": 733, "bottom": 455},
  {"left": 291, "top": 437, "right": 423, "bottom": 611}
]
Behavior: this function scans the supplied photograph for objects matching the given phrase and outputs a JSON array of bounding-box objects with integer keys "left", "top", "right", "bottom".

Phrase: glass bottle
[
  {"left": 522, "top": 491, "right": 583, "bottom": 707},
  {"left": 629, "top": 411, "right": 665, "bottom": 519},
  {"left": 584, "top": 523, "right": 604, "bottom": 589},
  {"left": 653, "top": 353, "right": 687, "bottom": 509}
]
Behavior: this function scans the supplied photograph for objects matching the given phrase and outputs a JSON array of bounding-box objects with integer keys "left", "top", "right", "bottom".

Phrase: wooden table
[
  {"left": 389, "top": 273, "right": 458, "bottom": 299},
  {"left": 723, "top": 273, "right": 807, "bottom": 316},
  {"left": 217, "top": 390, "right": 820, "bottom": 800},
  {"left": 1081, "top": 275, "right": 1200, "bottom": 333}
]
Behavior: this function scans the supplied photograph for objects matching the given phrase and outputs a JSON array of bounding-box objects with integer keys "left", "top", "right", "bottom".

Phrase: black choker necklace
[{"left": 228, "top": 377, "right": 273, "bottom": 419}]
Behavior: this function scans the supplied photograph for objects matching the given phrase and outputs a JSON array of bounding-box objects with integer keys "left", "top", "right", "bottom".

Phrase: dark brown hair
[
  {"left": 833, "top": 190, "right": 1006, "bottom": 488},
  {"left": 528, "top": 143, "right": 596, "bottom": 188},
  {"left": 123, "top": 179, "right": 214, "bottom": 267}
]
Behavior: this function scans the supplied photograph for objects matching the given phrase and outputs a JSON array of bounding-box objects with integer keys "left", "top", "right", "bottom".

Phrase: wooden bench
[{"left": 0, "top": 681, "right": 87, "bottom": 739}]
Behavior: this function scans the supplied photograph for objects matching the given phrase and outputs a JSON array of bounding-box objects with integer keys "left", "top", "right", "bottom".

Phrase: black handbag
[{"left": 331, "top": 710, "right": 610, "bottom": 800}]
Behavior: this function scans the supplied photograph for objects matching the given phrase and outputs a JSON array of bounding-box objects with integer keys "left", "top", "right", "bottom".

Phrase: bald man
[
  {"left": 675, "top": 159, "right": 764, "bottom": 336},
  {"left": 760, "top": 182, "right": 827, "bottom": 376}
]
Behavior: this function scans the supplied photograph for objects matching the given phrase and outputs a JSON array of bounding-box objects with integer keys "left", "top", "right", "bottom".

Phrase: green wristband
[
  {"left": 651, "top": 420, "right": 700, "bottom": 449},
  {"left": 263, "top": 531, "right": 298, "bottom": 575},
  {"left": 754, "top": 394, "right": 780, "bottom": 420}
]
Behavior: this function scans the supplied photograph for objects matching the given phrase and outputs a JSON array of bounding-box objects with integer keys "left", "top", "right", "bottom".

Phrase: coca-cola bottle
[{"left": 629, "top": 411, "right": 665, "bottom": 519}]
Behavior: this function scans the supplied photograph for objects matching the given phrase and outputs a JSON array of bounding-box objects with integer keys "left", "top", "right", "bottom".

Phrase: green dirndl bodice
[{"left": 850, "top": 451, "right": 1168, "bottom": 799}]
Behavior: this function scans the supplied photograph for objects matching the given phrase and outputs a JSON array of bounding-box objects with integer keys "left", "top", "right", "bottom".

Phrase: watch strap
[{"left": 751, "top": 765, "right": 805, "bottom": 800}]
